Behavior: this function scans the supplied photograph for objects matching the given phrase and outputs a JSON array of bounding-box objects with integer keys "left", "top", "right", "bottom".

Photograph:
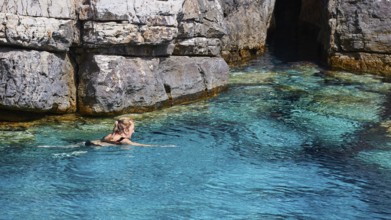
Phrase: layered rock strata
[
  {"left": 0, "top": 0, "right": 230, "bottom": 119},
  {"left": 325, "top": 0, "right": 391, "bottom": 75}
]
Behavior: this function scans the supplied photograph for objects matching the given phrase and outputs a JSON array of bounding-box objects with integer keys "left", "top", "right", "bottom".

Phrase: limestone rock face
[
  {"left": 78, "top": 55, "right": 169, "bottom": 115},
  {"left": 326, "top": 0, "right": 391, "bottom": 75},
  {"left": 79, "top": 0, "right": 182, "bottom": 56},
  {"left": 0, "top": 14, "right": 78, "bottom": 52},
  {"left": 159, "top": 56, "right": 230, "bottom": 104},
  {"left": 174, "top": 38, "right": 221, "bottom": 56},
  {"left": 78, "top": 55, "right": 229, "bottom": 115},
  {"left": 0, "top": 0, "right": 77, "bottom": 19},
  {"left": 0, "top": 49, "right": 76, "bottom": 113},
  {"left": 0, "top": 0, "right": 231, "bottom": 118},
  {"left": 78, "top": 0, "right": 184, "bottom": 23},
  {"left": 221, "top": 0, "right": 276, "bottom": 63},
  {"left": 174, "top": 0, "right": 226, "bottom": 56}
]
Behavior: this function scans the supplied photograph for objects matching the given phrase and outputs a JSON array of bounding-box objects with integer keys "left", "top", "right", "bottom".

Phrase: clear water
[{"left": 1, "top": 52, "right": 391, "bottom": 219}]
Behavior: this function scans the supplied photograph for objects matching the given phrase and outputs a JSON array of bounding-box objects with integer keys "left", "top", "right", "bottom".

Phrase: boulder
[
  {"left": 78, "top": 55, "right": 168, "bottom": 115},
  {"left": 0, "top": 49, "right": 76, "bottom": 113},
  {"left": 78, "top": 55, "right": 229, "bottom": 115},
  {"left": 159, "top": 56, "right": 207, "bottom": 103},
  {"left": 159, "top": 56, "right": 229, "bottom": 104}
]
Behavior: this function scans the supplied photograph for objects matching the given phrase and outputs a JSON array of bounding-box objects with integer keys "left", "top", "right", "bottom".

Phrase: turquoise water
[{"left": 1, "top": 52, "right": 391, "bottom": 219}]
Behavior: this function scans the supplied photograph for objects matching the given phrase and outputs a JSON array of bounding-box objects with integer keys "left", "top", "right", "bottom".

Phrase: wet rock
[
  {"left": 0, "top": 49, "right": 76, "bottom": 114},
  {"left": 326, "top": 0, "right": 391, "bottom": 75},
  {"left": 328, "top": 52, "right": 391, "bottom": 76}
]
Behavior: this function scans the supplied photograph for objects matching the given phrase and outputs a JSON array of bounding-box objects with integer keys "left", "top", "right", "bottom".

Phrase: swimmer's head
[{"left": 112, "top": 118, "right": 134, "bottom": 135}]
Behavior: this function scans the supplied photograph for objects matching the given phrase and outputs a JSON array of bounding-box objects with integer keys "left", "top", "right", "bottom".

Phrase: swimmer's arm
[{"left": 120, "top": 138, "right": 154, "bottom": 147}]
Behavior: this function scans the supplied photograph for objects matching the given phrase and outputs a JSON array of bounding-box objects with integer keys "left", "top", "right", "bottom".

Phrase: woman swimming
[{"left": 86, "top": 118, "right": 152, "bottom": 146}]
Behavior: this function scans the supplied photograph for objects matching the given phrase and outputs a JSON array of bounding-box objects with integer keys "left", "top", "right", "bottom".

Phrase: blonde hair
[{"left": 112, "top": 118, "right": 134, "bottom": 136}]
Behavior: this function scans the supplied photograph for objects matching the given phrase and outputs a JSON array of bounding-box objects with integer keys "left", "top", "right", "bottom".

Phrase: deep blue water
[{"left": 1, "top": 53, "right": 391, "bottom": 219}]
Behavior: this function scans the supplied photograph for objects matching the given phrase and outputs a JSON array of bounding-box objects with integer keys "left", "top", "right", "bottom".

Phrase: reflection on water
[{"left": 1, "top": 51, "right": 391, "bottom": 219}]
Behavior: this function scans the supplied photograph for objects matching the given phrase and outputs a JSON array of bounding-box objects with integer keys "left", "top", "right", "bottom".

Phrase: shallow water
[{"left": 1, "top": 52, "right": 391, "bottom": 219}]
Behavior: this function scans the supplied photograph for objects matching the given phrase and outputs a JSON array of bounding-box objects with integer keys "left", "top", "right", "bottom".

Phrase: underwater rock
[{"left": 358, "top": 150, "right": 391, "bottom": 170}]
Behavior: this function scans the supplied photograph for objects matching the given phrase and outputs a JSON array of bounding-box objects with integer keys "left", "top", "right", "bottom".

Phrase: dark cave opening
[{"left": 267, "top": 0, "right": 325, "bottom": 64}]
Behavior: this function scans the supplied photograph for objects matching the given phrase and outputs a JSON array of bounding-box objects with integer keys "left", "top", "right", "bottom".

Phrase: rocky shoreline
[{"left": 1, "top": 0, "right": 390, "bottom": 121}]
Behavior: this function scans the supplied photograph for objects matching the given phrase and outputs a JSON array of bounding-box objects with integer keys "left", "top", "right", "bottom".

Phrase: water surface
[{"left": 1, "top": 52, "right": 391, "bottom": 219}]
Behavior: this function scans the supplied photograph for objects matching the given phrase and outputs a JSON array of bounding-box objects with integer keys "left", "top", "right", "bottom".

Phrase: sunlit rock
[
  {"left": 78, "top": 0, "right": 184, "bottom": 22},
  {"left": 0, "top": 0, "right": 76, "bottom": 19},
  {"left": 78, "top": 55, "right": 168, "bottom": 115},
  {"left": 326, "top": 0, "right": 391, "bottom": 75},
  {"left": 159, "top": 56, "right": 229, "bottom": 104},
  {"left": 0, "top": 14, "right": 78, "bottom": 51},
  {"left": 221, "top": 0, "right": 276, "bottom": 63},
  {"left": 0, "top": 49, "right": 76, "bottom": 114}
]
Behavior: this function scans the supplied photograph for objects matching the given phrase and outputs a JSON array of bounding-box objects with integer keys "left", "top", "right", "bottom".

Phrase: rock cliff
[
  {"left": 0, "top": 0, "right": 229, "bottom": 119},
  {"left": 325, "top": 0, "right": 391, "bottom": 75},
  {"left": 221, "top": 0, "right": 276, "bottom": 64}
]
